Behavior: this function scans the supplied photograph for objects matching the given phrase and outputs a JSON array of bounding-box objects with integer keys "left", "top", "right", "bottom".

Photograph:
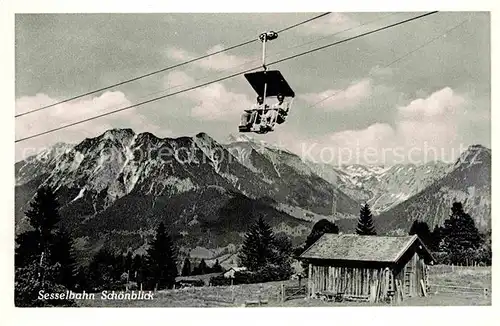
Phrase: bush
[
  {"left": 431, "top": 251, "right": 447, "bottom": 265},
  {"left": 126, "top": 281, "right": 138, "bottom": 290},
  {"left": 257, "top": 264, "right": 292, "bottom": 282},
  {"left": 432, "top": 248, "right": 491, "bottom": 266}
]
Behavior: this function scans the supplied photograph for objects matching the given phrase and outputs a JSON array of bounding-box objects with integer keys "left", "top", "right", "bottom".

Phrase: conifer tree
[
  {"left": 440, "top": 202, "right": 483, "bottom": 264},
  {"left": 356, "top": 203, "right": 376, "bottom": 235},
  {"left": 272, "top": 233, "right": 293, "bottom": 277},
  {"left": 26, "top": 186, "right": 61, "bottom": 246},
  {"left": 238, "top": 217, "right": 276, "bottom": 271},
  {"left": 197, "top": 259, "right": 208, "bottom": 275},
  {"left": 181, "top": 257, "right": 191, "bottom": 276},
  {"left": 304, "top": 219, "right": 339, "bottom": 249},
  {"left": 16, "top": 186, "right": 61, "bottom": 267},
  {"left": 50, "top": 230, "right": 77, "bottom": 289},
  {"left": 212, "top": 259, "right": 223, "bottom": 273},
  {"left": 300, "top": 219, "right": 339, "bottom": 273},
  {"left": 15, "top": 186, "right": 76, "bottom": 306},
  {"left": 146, "top": 222, "right": 178, "bottom": 290},
  {"left": 408, "top": 220, "right": 432, "bottom": 248}
]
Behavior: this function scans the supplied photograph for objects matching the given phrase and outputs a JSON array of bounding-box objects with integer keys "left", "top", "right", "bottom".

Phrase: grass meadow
[{"left": 78, "top": 265, "right": 491, "bottom": 307}]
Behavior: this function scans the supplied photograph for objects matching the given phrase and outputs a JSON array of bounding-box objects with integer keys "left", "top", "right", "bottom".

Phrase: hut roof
[{"left": 299, "top": 234, "right": 433, "bottom": 263}]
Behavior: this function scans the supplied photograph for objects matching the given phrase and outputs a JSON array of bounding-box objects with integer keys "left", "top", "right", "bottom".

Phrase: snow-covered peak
[
  {"left": 332, "top": 161, "right": 452, "bottom": 214},
  {"left": 34, "top": 142, "right": 74, "bottom": 162},
  {"left": 16, "top": 142, "right": 75, "bottom": 186},
  {"left": 225, "top": 133, "right": 292, "bottom": 155},
  {"left": 101, "top": 128, "right": 135, "bottom": 142},
  {"left": 226, "top": 133, "right": 254, "bottom": 143},
  {"left": 338, "top": 164, "right": 389, "bottom": 178}
]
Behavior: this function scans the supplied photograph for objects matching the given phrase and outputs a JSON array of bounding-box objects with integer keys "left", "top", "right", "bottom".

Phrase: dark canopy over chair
[{"left": 244, "top": 70, "right": 295, "bottom": 98}]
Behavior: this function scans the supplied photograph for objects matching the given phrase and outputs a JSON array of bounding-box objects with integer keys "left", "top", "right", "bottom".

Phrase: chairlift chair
[{"left": 239, "top": 31, "right": 295, "bottom": 134}]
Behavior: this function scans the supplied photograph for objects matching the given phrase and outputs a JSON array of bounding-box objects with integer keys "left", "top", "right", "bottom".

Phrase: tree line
[
  {"left": 15, "top": 186, "right": 289, "bottom": 305},
  {"left": 294, "top": 201, "right": 491, "bottom": 267},
  {"left": 407, "top": 202, "right": 491, "bottom": 266},
  {"left": 15, "top": 185, "right": 491, "bottom": 306},
  {"left": 181, "top": 257, "right": 224, "bottom": 276},
  {"left": 15, "top": 186, "right": 181, "bottom": 306}
]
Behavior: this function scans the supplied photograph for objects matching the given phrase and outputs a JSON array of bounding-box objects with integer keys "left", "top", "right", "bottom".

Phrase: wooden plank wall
[
  {"left": 415, "top": 254, "right": 426, "bottom": 296},
  {"left": 309, "top": 265, "right": 394, "bottom": 302},
  {"left": 309, "top": 254, "right": 429, "bottom": 302},
  {"left": 409, "top": 252, "right": 419, "bottom": 297},
  {"left": 393, "top": 252, "right": 427, "bottom": 299}
]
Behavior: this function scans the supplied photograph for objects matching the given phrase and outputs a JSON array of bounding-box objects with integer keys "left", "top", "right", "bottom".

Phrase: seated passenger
[
  {"left": 263, "top": 94, "right": 287, "bottom": 129},
  {"left": 263, "top": 107, "right": 278, "bottom": 128},
  {"left": 240, "top": 96, "right": 264, "bottom": 130},
  {"left": 274, "top": 94, "right": 288, "bottom": 124}
]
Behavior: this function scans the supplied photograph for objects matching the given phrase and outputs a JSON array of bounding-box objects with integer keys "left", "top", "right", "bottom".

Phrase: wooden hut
[{"left": 298, "top": 234, "right": 434, "bottom": 303}]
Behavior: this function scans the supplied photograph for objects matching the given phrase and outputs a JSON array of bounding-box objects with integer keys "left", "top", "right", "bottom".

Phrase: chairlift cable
[
  {"left": 98, "top": 12, "right": 401, "bottom": 108},
  {"left": 15, "top": 11, "right": 438, "bottom": 143},
  {"left": 306, "top": 18, "right": 468, "bottom": 110},
  {"left": 15, "top": 12, "right": 332, "bottom": 118},
  {"left": 266, "top": 11, "right": 438, "bottom": 68}
]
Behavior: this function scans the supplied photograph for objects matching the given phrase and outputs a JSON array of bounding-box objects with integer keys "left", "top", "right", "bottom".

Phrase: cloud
[
  {"left": 302, "top": 79, "right": 373, "bottom": 110},
  {"left": 15, "top": 91, "right": 166, "bottom": 161},
  {"left": 328, "top": 123, "right": 396, "bottom": 149},
  {"left": 397, "top": 87, "right": 466, "bottom": 120},
  {"left": 164, "top": 71, "right": 253, "bottom": 121},
  {"left": 299, "top": 13, "right": 359, "bottom": 35},
  {"left": 393, "top": 87, "right": 467, "bottom": 150},
  {"left": 290, "top": 87, "right": 469, "bottom": 165},
  {"left": 165, "top": 44, "right": 251, "bottom": 71},
  {"left": 15, "top": 92, "right": 132, "bottom": 142}
]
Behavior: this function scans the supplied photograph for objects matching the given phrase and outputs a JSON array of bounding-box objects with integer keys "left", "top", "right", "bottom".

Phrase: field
[{"left": 78, "top": 265, "right": 491, "bottom": 307}]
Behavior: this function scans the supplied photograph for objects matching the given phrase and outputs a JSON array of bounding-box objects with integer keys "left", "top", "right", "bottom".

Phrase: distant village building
[
  {"left": 223, "top": 267, "right": 247, "bottom": 278},
  {"left": 299, "top": 234, "right": 434, "bottom": 303},
  {"left": 175, "top": 272, "right": 222, "bottom": 288}
]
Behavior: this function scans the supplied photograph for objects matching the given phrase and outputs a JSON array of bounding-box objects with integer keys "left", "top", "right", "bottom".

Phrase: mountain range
[{"left": 14, "top": 129, "right": 491, "bottom": 265}]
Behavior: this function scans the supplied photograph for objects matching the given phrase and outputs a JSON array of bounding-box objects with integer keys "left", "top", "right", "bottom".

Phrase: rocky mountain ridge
[{"left": 15, "top": 129, "right": 491, "bottom": 263}]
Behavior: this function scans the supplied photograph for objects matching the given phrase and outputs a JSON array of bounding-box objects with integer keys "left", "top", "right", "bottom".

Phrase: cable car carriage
[{"left": 239, "top": 31, "right": 295, "bottom": 134}]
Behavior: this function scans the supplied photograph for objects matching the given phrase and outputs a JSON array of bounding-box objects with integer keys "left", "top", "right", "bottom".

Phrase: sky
[{"left": 14, "top": 12, "right": 491, "bottom": 165}]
